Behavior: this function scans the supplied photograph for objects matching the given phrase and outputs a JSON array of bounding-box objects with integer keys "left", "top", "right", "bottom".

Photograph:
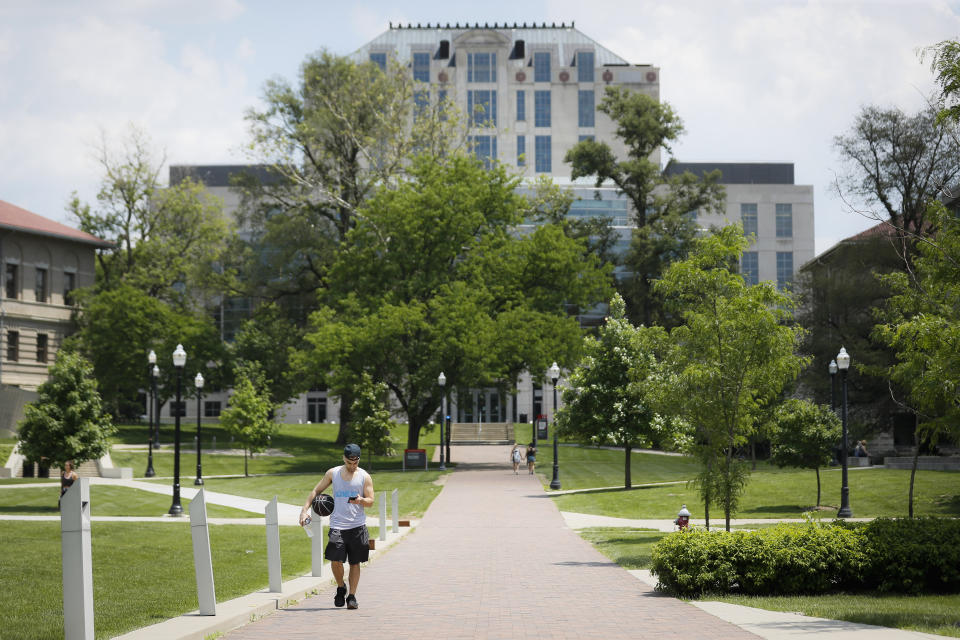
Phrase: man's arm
[
  {"left": 299, "top": 469, "right": 333, "bottom": 525},
  {"left": 351, "top": 472, "right": 374, "bottom": 508}
]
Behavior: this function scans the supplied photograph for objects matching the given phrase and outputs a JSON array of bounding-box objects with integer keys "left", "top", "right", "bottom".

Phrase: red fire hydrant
[{"left": 675, "top": 504, "right": 691, "bottom": 531}]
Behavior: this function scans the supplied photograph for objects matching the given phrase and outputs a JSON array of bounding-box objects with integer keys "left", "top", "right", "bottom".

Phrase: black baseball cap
[{"left": 344, "top": 444, "right": 361, "bottom": 458}]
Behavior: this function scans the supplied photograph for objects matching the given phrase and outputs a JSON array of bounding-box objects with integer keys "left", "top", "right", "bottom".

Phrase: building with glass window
[{"left": 0, "top": 200, "right": 110, "bottom": 437}]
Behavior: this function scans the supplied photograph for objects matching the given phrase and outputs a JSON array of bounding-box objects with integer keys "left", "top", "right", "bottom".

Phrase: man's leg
[
  {"left": 348, "top": 563, "right": 361, "bottom": 594},
  {"left": 331, "top": 561, "right": 347, "bottom": 607}
]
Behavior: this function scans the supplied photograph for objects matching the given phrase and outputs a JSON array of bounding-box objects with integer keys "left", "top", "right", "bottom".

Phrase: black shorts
[{"left": 325, "top": 525, "right": 370, "bottom": 565}]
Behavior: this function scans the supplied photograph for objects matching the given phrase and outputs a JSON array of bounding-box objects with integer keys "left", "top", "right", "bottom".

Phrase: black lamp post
[
  {"left": 194, "top": 372, "right": 204, "bottom": 486},
  {"left": 169, "top": 344, "right": 186, "bottom": 516},
  {"left": 548, "top": 361, "right": 561, "bottom": 490},
  {"left": 829, "top": 359, "right": 838, "bottom": 411},
  {"left": 836, "top": 347, "right": 853, "bottom": 518},
  {"left": 145, "top": 350, "right": 156, "bottom": 477},
  {"left": 152, "top": 364, "right": 160, "bottom": 446},
  {"left": 438, "top": 372, "right": 446, "bottom": 471}
]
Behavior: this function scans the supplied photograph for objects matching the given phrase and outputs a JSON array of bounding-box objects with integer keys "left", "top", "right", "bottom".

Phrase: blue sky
[{"left": 1, "top": 0, "right": 958, "bottom": 255}]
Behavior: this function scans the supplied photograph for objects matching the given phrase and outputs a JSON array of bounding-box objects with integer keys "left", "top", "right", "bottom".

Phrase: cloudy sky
[{"left": 1, "top": 0, "right": 957, "bottom": 255}]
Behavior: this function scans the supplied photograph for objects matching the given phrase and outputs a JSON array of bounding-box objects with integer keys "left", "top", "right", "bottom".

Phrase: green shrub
[
  {"left": 859, "top": 518, "right": 960, "bottom": 594},
  {"left": 651, "top": 523, "right": 864, "bottom": 597}
]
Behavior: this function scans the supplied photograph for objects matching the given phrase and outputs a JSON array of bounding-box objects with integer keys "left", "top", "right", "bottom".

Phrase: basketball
[{"left": 312, "top": 493, "right": 335, "bottom": 517}]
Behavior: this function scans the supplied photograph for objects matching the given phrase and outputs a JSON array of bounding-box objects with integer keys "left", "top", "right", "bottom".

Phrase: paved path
[{"left": 223, "top": 446, "right": 755, "bottom": 640}]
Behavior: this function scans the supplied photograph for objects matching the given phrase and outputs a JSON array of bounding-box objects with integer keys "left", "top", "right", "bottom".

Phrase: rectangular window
[
  {"left": 533, "top": 52, "right": 550, "bottom": 82},
  {"left": 4, "top": 263, "right": 17, "bottom": 299},
  {"left": 535, "top": 135, "right": 552, "bottom": 173},
  {"left": 369, "top": 52, "right": 387, "bottom": 72},
  {"left": 741, "top": 203, "right": 758, "bottom": 237},
  {"left": 578, "top": 90, "right": 595, "bottom": 127},
  {"left": 412, "top": 52, "right": 430, "bottom": 82},
  {"left": 777, "top": 251, "right": 794, "bottom": 290},
  {"left": 578, "top": 135, "right": 595, "bottom": 142},
  {"left": 169, "top": 401, "right": 186, "bottom": 417},
  {"left": 534, "top": 90, "right": 551, "bottom": 127},
  {"left": 577, "top": 51, "right": 595, "bottom": 82},
  {"left": 741, "top": 252, "right": 759, "bottom": 286},
  {"left": 467, "top": 52, "right": 496, "bottom": 82},
  {"left": 6, "top": 330, "right": 18, "bottom": 362},
  {"left": 517, "top": 135, "right": 526, "bottom": 166},
  {"left": 516, "top": 90, "right": 526, "bottom": 121},
  {"left": 307, "top": 397, "right": 327, "bottom": 423},
  {"left": 414, "top": 90, "right": 429, "bottom": 121},
  {"left": 35, "top": 267, "right": 47, "bottom": 302},
  {"left": 468, "top": 90, "right": 497, "bottom": 126},
  {"left": 204, "top": 401, "right": 222, "bottom": 417},
  {"left": 471, "top": 135, "right": 497, "bottom": 169},
  {"left": 64, "top": 271, "right": 76, "bottom": 305},
  {"left": 36, "top": 333, "right": 48, "bottom": 363},
  {"left": 776, "top": 203, "right": 793, "bottom": 238}
]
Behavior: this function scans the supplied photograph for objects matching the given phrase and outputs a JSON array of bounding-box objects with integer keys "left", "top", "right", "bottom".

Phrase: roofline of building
[{"left": 0, "top": 222, "right": 114, "bottom": 248}]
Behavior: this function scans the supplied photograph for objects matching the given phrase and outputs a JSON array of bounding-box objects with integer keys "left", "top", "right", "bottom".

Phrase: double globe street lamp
[
  {"left": 169, "top": 344, "right": 187, "bottom": 516},
  {"left": 836, "top": 347, "right": 853, "bottom": 518},
  {"left": 548, "top": 361, "right": 561, "bottom": 491},
  {"left": 195, "top": 372, "right": 205, "bottom": 486},
  {"left": 145, "top": 350, "right": 157, "bottom": 478}
]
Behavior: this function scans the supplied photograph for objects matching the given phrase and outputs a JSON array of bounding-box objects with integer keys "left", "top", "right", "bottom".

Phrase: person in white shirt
[{"left": 300, "top": 443, "right": 374, "bottom": 609}]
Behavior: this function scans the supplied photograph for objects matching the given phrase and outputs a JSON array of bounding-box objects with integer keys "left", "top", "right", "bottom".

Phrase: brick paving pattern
[{"left": 225, "top": 446, "right": 758, "bottom": 639}]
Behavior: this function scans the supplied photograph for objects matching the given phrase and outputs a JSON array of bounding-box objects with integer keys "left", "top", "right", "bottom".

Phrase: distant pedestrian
[
  {"left": 299, "top": 444, "right": 374, "bottom": 610},
  {"left": 511, "top": 445, "right": 523, "bottom": 474},
  {"left": 59, "top": 460, "right": 78, "bottom": 510},
  {"left": 854, "top": 440, "right": 869, "bottom": 458},
  {"left": 526, "top": 443, "right": 536, "bottom": 475}
]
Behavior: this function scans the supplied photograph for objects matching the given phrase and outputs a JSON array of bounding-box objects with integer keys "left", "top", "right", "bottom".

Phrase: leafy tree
[
  {"left": 17, "top": 351, "right": 115, "bottom": 469},
  {"left": 231, "top": 302, "right": 304, "bottom": 408},
  {"left": 66, "top": 284, "right": 227, "bottom": 419},
  {"left": 295, "top": 155, "right": 611, "bottom": 449},
  {"left": 655, "top": 225, "right": 808, "bottom": 530},
  {"left": 769, "top": 399, "right": 842, "bottom": 507},
  {"left": 69, "top": 125, "right": 234, "bottom": 304},
  {"left": 556, "top": 294, "right": 673, "bottom": 488},
  {"left": 925, "top": 39, "right": 960, "bottom": 123},
  {"left": 565, "top": 87, "right": 725, "bottom": 326},
  {"left": 874, "top": 200, "right": 960, "bottom": 516},
  {"left": 833, "top": 103, "right": 960, "bottom": 257},
  {"left": 348, "top": 373, "right": 395, "bottom": 470},
  {"left": 219, "top": 363, "right": 277, "bottom": 477}
]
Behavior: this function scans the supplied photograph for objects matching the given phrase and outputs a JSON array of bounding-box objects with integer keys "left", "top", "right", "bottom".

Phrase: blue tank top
[{"left": 329, "top": 465, "right": 367, "bottom": 529}]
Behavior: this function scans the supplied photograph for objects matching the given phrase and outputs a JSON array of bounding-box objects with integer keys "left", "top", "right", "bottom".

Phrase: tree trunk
[
  {"left": 704, "top": 487, "right": 710, "bottom": 532},
  {"left": 244, "top": 447, "right": 249, "bottom": 477},
  {"left": 815, "top": 467, "right": 821, "bottom": 507},
  {"left": 406, "top": 421, "right": 422, "bottom": 450},
  {"left": 624, "top": 444, "right": 632, "bottom": 489},
  {"left": 909, "top": 416, "right": 920, "bottom": 518},
  {"left": 336, "top": 391, "right": 354, "bottom": 445}
]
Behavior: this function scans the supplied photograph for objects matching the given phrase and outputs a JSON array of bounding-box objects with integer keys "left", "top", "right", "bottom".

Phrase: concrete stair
[{"left": 450, "top": 422, "right": 515, "bottom": 445}]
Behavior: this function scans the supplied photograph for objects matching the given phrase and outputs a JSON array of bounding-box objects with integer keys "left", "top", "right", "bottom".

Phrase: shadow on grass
[
  {"left": 0, "top": 504, "right": 59, "bottom": 513},
  {"left": 741, "top": 504, "right": 813, "bottom": 515}
]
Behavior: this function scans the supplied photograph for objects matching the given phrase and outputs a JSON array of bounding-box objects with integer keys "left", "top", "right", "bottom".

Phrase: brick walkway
[{"left": 224, "top": 447, "right": 758, "bottom": 640}]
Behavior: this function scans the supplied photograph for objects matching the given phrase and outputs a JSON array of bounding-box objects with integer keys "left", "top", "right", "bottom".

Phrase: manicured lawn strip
[
  {"left": 553, "top": 467, "right": 960, "bottom": 519},
  {"left": 0, "top": 478, "right": 60, "bottom": 485},
  {"left": 0, "top": 484, "right": 257, "bottom": 517},
  {"left": 0, "top": 443, "right": 13, "bottom": 465},
  {"left": 711, "top": 593, "right": 960, "bottom": 638},
  {"left": 110, "top": 421, "right": 439, "bottom": 477},
  {"left": 196, "top": 470, "right": 445, "bottom": 519},
  {"left": 577, "top": 527, "right": 667, "bottom": 569},
  {"left": 0, "top": 520, "right": 363, "bottom": 640},
  {"left": 531, "top": 446, "right": 702, "bottom": 490}
]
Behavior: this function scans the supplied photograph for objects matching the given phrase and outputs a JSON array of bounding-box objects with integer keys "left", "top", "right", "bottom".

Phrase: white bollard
[
  {"left": 265, "top": 496, "right": 282, "bottom": 592},
  {"left": 379, "top": 491, "right": 387, "bottom": 541},
  {"left": 61, "top": 478, "right": 94, "bottom": 640},
  {"left": 189, "top": 488, "right": 216, "bottom": 615},
  {"left": 392, "top": 488, "right": 399, "bottom": 534},
  {"left": 310, "top": 516, "right": 324, "bottom": 577}
]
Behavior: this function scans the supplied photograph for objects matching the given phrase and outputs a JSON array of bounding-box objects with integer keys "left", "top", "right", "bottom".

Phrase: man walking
[{"left": 300, "top": 443, "right": 374, "bottom": 609}]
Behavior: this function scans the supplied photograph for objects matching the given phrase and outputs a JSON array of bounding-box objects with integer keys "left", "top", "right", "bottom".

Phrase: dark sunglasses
[{"left": 345, "top": 456, "right": 360, "bottom": 461}]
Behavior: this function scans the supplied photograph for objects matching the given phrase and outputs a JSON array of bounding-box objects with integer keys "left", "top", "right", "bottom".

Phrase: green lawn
[
  {"left": 0, "top": 484, "right": 256, "bottom": 518},
  {"left": 0, "top": 520, "right": 370, "bottom": 640},
  {"left": 553, "top": 467, "right": 960, "bottom": 519},
  {"left": 578, "top": 527, "right": 667, "bottom": 569},
  {"left": 532, "top": 446, "right": 702, "bottom": 490},
  {"left": 0, "top": 443, "right": 14, "bottom": 466}
]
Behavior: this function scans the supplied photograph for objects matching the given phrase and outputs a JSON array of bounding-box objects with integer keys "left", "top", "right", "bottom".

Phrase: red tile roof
[{"left": 0, "top": 199, "right": 111, "bottom": 247}]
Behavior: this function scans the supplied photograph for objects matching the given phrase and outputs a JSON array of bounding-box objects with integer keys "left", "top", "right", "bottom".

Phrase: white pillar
[
  {"left": 61, "top": 478, "right": 94, "bottom": 640},
  {"left": 265, "top": 496, "right": 282, "bottom": 592},
  {"left": 379, "top": 491, "right": 387, "bottom": 541},
  {"left": 310, "top": 516, "right": 324, "bottom": 577},
  {"left": 189, "top": 488, "right": 216, "bottom": 615},
  {"left": 391, "top": 488, "right": 399, "bottom": 534}
]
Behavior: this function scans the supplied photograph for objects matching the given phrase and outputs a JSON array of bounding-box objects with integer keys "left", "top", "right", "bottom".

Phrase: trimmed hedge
[{"left": 651, "top": 518, "right": 960, "bottom": 597}]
